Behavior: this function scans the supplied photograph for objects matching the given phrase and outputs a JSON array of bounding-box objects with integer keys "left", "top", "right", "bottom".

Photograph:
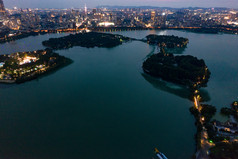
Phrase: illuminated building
[
  {"left": 92, "top": 8, "right": 97, "bottom": 14},
  {"left": 0, "top": 0, "right": 6, "bottom": 16},
  {"left": 0, "top": 62, "right": 4, "bottom": 68},
  {"left": 98, "top": 22, "right": 115, "bottom": 27},
  {"left": 18, "top": 56, "right": 39, "bottom": 65},
  {"left": 151, "top": 11, "right": 156, "bottom": 21},
  {"left": 85, "top": 4, "right": 87, "bottom": 15}
]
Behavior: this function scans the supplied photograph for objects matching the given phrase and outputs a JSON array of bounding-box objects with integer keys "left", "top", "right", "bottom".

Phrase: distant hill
[{"left": 97, "top": 5, "right": 229, "bottom": 10}]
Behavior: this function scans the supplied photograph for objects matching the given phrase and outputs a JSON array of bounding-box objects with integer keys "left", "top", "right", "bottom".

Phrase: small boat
[{"left": 154, "top": 148, "right": 168, "bottom": 159}]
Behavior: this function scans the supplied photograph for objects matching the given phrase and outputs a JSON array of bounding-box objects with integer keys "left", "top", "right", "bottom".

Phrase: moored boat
[{"left": 154, "top": 148, "right": 168, "bottom": 159}]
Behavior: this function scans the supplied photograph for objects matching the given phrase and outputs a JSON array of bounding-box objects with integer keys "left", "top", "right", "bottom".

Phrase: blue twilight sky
[{"left": 4, "top": 0, "right": 238, "bottom": 9}]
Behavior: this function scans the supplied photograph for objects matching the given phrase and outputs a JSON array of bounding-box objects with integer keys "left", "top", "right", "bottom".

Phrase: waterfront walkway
[{"left": 194, "top": 95, "right": 214, "bottom": 159}]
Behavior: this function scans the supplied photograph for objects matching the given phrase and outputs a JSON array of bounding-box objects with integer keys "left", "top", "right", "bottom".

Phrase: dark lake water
[{"left": 0, "top": 30, "right": 237, "bottom": 159}]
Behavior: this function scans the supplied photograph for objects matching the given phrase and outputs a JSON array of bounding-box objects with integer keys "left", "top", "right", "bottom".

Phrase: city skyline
[{"left": 4, "top": 0, "right": 238, "bottom": 9}]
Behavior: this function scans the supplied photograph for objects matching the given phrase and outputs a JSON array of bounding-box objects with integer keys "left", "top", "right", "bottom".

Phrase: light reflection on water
[{"left": 141, "top": 73, "right": 211, "bottom": 102}]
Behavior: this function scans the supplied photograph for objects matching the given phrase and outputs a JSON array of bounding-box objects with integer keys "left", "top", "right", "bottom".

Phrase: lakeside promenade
[{"left": 194, "top": 95, "right": 215, "bottom": 159}]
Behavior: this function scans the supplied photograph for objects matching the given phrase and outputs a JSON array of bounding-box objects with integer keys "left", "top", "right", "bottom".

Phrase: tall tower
[
  {"left": 84, "top": 4, "right": 87, "bottom": 15},
  {"left": 0, "top": 0, "right": 6, "bottom": 15}
]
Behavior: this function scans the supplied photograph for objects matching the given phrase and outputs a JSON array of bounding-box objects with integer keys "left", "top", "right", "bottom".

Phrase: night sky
[{"left": 4, "top": 0, "right": 238, "bottom": 9}]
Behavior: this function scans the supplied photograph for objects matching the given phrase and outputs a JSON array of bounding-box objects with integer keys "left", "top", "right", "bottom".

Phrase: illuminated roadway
[{"left": 194, "top": 95, "right": 214, "bottom": 159}]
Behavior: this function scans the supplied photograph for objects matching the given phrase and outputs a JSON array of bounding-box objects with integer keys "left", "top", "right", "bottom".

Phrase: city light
[{"left": 98, "top": 22, "right": 115, "bottom": 27}]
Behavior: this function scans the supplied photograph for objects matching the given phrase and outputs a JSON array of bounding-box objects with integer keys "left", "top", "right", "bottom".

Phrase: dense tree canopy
[
  {"left": 142, "top": 52, "right": 210, "bottom": 87},
  {"left": 210, "top": 142, "right": 238, "bottom": 159},
  {"left": 0, "top": 49, "right": 72, "bottom": 83},
  {"left": 42, "top": 32, "right": 131, "bottom": 49},
  {"left": 146, "top": 34, "right": 189, "bottom": 48}
]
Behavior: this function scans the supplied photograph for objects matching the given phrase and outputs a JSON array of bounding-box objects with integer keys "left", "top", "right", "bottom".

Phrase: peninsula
[
  {"left": 0, "top": 29, "right": 83, "bottom": 44},
  {"left": 208, "top": 100, "right": 238, "bottom": 159},
  {"left": 42, "top": 32, "right": 132, "bottom": 50},
  {"left": 0, "top": 49, "right": 72, "bottom": 83},
  {"left": 190, "top": 96, "right": 238, "bottom": 159}
]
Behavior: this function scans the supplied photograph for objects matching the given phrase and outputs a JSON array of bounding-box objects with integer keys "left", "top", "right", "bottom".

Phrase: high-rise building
[
  {"left": 92, "top": 8, "right": 97, "bottom": 14},
  {"left": 0, "top": 0, "right": 6, "bottom": 15},
  {"left": 151, "top": 11, "right": 156, "bottom": 21},
  {"left": 84, "top": 4, "right": 87, "bottom": 15}
]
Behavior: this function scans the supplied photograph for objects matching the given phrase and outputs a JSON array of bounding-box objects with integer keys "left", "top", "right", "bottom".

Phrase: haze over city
[{"left": 4, "top": 0, "right": 238, "bottom": 8}]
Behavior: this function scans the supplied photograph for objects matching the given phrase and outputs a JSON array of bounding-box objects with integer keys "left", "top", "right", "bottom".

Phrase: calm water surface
[{"left": 0, "top": 30, "right": 237, "bottom": 159}]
